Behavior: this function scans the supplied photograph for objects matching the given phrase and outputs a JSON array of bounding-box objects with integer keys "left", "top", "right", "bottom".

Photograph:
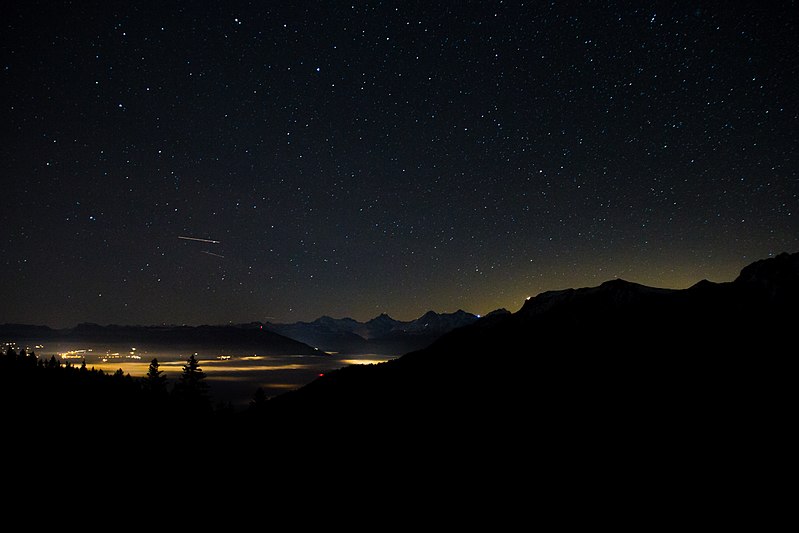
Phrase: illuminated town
[{"left": 56, "top": 347, "right": 143, "bottom": 363}]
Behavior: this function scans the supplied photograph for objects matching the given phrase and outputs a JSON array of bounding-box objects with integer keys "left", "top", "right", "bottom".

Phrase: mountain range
[
  {"left": 266, "top": 252, "right": 798, "bottom": 447},
  {"left": 262, "top": 309, "right": 480, "bottom": 354},
  {"left": 3, "top": 250, "right": 795, "bottom": 491},
  {"left": 0, "top": 322, "right": 323, "bottom": 356},
  {"left": 0, "top": 310, "right": 479, "bottom": 357}
]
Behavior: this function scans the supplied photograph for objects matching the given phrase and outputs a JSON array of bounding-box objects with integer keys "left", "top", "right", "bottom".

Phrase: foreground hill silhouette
[{"left": 265, "top": 252, "right": 797, "bottom": 442}]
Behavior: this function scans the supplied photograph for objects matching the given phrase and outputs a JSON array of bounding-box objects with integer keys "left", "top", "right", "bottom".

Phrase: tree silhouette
[
  {"left": 23, "top": 349, "right": 37, "bottom": 369},
  {"left": 143, "top": 358, "right": 168, "bottom": 396},
  {"left": 172, "top": 354, "right": 211, "bottom": 415},
  {"left": 250, "top": 386, "right": 267, "bottom": 411}
]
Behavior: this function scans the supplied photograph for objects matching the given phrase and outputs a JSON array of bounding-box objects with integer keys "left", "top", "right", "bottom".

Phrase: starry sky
[{"left": 2, "top": 1, "right": 797, "bottom": 327}]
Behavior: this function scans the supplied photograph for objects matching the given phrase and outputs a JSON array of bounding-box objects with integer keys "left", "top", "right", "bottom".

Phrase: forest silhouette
[{"left": 0, "top": 348, "right": 245, "bottom": 444}]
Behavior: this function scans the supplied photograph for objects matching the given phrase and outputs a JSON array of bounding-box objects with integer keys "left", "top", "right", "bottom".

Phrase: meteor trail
[
  {"left": 178, "top": 236, "right": 220, "bottom": 244},
  {"left": 201, "top": 250, "right": 225, "bottom": 258}
]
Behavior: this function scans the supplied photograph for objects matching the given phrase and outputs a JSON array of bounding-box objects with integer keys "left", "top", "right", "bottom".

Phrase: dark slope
[{"left": 266, "top": 253, "right": 797, "bottom": 438}]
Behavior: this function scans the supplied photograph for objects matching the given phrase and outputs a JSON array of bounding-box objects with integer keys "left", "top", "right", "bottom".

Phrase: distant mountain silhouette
[
  {"left": 361, "top": 312, "right": 400, "bottom": 338},
  {"left": 266, "top": 252, "right": 798, "bottom": 448},
  {"left": 263, "top": 309, "right": 479, "bottom": 354},
  {"left": 0, "top": 323, "right": 61, "bottom": 340},
  {"left": 0, "top": 322, "right": 324, "bottom": 356}
]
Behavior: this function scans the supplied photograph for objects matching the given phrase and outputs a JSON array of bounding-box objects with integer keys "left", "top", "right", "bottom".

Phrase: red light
[
  {"left": 318, "top": 373, "right": 324, "bottom": 377},
  {"left": 260, "top": 325, "right": 263, "bottom": 329}
]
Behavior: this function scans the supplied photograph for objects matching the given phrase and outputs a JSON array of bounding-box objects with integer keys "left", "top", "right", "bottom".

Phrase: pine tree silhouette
[
  {"left": 143, "top": 358, "right": 168, "bottom": 396},
  {"left": 250, "top": 386, "right": 267, "bottom": 411},
  {"left": 172, "top": 354, "right": 211, "bottom": 415}
]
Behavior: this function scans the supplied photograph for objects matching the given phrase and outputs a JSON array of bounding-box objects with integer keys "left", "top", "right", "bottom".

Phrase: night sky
[{"left": 2, "top": 2, "right": 797, "bottom": 327}]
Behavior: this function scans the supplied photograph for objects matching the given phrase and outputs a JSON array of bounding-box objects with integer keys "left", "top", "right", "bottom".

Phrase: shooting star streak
[
  {"left": 201, "top": 250, "right": 225, "bottom": 258},
  {"left": 178, "top": 236, "right": 220, "bottom": 244}
]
